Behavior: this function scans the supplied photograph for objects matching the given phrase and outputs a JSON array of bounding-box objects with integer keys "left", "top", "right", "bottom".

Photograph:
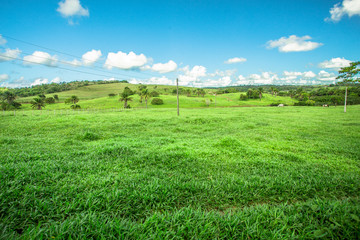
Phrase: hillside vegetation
[{"left": 1, "top": 106, "right": 360, "bottom": 238}]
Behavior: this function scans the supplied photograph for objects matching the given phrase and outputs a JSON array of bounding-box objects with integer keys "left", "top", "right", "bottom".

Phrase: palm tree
[
  {"left": 258, "top": 87, "right": 264, "bottom": 101},
  {"left": 269, "top": 87, "right": 274, "bottom": 96},
  {"left": 31, "top": 97, "right": 45, "bottom": 110},
  {"left": 3, "top": 91, "right": 16, "bottom": 104},
  {"left": 289, "top": 90, "right": 295, "bottom": 98},
  {"left": 142, "top": 89, "right": 151, "bottom": 108},
  {"left": 119, "top": 87, "right": 133, "bottom": 108},
  {"left": 247, "top": 88, "right": 253, "bottom": 99},
  {"left": 273, "top": 88, "right": 279, "bottom": 97}
]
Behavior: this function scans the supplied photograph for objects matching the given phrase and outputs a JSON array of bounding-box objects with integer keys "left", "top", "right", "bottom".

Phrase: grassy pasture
[
  {"left": 17, "top": 82, "right": 297, "bottom": 110},
  {"left": 0, "top": 106, "right": 359, "bottom": 239}
]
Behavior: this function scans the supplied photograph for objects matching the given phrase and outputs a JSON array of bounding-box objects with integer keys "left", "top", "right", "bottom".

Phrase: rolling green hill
[{"left": 17, "top": 82, "right": 297, "bottom": 110}]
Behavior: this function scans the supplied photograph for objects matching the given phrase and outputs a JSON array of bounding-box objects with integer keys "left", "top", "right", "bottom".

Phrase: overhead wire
[
  {"left": 0, "top": 53, "right": 140, "bottom": 80},
  {"left": 0, "top": 46, "right": 151, "bottom": 80},
  {"left": 1, "top": 34, "right": 164, "bottom": 79}
]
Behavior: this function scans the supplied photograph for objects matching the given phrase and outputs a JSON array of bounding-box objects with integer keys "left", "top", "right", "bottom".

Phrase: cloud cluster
[
  {"left": 319, "top": 57, "right": 352, "bottom": 70},
  {"left": 224, "top": 57, "right": 247, "bottom": 64},
  {"left": 0, "top": 48, "right": 21, "bottom": 62},
  {"left": 105, "top": 51, "right": 148, "bottom": 70},
  {"left": 266, "top": 35, "right": 323, "bottom": 52},
  {"left": 178, "top": 65, "right": 207, "bottom": 85},
  {"left": 151, "top": 60, "right": 177, "bottom": 73},
  {"left": 23, "top": 51, "right": 58, "bottom": 67},
  {"left": 57, "top": 0, "right": 89, "bottom": 17},
  {"left": 82, "top": 50, "right": 102, "bottom": 66},
  {"left": 0, "top": 74, "right": 9, "bottom": 82},
  {"left": 326, "top": 0, "right": 360, "bottom": 22}
]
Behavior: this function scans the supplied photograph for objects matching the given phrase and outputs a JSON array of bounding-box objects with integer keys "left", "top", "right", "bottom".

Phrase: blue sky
[{"left": 0, "top": 0, "right": 359, "bottom": 88}]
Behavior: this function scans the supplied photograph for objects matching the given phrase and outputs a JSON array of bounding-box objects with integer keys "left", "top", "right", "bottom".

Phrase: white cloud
[
  {"left": 148, "top": 76, "right": 174, "bottom": 85},
  {"left": 317, "top": 70, "right": 336, "bottom": 81},
  {"left": 51, "top": 77, "right": 61, "bottom": 83},
  {"left": 104, "top": 77, "right": 116, "bottom": 81},
  {"left": 319, "top": 57, "right": 352, "bottom": 70},
  {"left": 326, "top": 0, "right": 360, "bottom": 22},
  {"left": 303, "top": 71, "right": 316, "bottom": 78},
  {"left": 104, "top": 51, "right": 148, "bottom": 70},
  {"left": 266, "top": 35, "right": 323, "bottom": 52},
  {"left": 0, "top": 74, "right": 9, "bottom": 82},
  {"left": 224, "top": 57, "right": 247, "bottom": 64},
  {"left": 57, "top": 0, "right": 89, "bottom": 17},
  {"left": 0, "top": 48, "right": 21, "bottom": 62},
  {"left": 82, "top": 50, "right": 101, "bottom": 66},
  {"left": 0, "top": 76, "right": 27, "bottom": 88},
  {"left": 151, "top": 60, "right": 177, "bottom": 73},
  {"left": 203, "top": 76, "right": 232, "bottom": 87},
  {"left": 65, "top": 59, "right": 82, "bottom": 67},
  {"left": 178, "top": 65, "right": 207, "bottom": 85},
  {"left": 23, "top": 51, "right": 57, "bottom": 67},
  {"left": 31, "top": 78, "right": 49, "bottom": 86},
  {"left": 0, "top": 35, "right": 7, "bottom": 45}
]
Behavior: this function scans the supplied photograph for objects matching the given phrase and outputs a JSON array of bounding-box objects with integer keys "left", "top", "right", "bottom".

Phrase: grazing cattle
[
  {"left": 278, "top": 104, "right": 284, "bottom": 107},
  {"left": 322, "top": 104, "right": 329, "bottom": 107}
]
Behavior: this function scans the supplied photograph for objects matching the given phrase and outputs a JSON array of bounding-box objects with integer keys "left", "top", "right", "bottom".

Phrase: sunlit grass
[{"left": 0, "top": 106, "right": 359, "bottom": 238}]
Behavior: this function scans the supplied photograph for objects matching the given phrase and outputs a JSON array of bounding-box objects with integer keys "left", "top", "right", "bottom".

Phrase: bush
[
  {"left": 108, "top": 93, "right": 117, "bottom": 97},
  {"left": 71, "top": 104, "right": 81, "bottom": 109},
  {"left": 294, "top": 100, "right": 315, "bottom": 106},
  {"left": 151, "top": 98, "right": 164, "bottom": 105},
  {"left": 45, "top": 97, "right": 55, "bottom": 104},
  {"left": 150, "top": 91, "right": 160, "bottom": 97},
  {"left": 239, "top": 94, "right": 247, "bottom": 100}
]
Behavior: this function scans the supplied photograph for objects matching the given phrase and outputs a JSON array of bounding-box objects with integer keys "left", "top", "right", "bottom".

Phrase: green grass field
[
  {"left": 1, "top": 106, "right": 359, "bottom": 239},
  {"left": 17, "top": 82, "right": 297, "bottom": 110}
]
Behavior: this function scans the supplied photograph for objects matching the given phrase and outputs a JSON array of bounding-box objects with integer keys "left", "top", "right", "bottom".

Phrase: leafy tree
[
  {"left": 289, "top": 90, "right": 295, "bottom": 98},
  {"left": 31, "top": 97, "right": 45, "bottom": 110},
  {"left": 239, "top": 94, "right": 247, "bottom": 100},
  {"left": 65, "top": 95, "right": 79, "bottom": 105},
  {"left": 247, "top": 88, "right": 253, "bottom": 98},
  {"left": 65, "top": 96, "right": 80, "bottom": 109},
  {"left": 53, "top": 94, "right": 59, "bottom": 101},
  {"left": 336, "top": 61, "right": 360, "bottom": 83},
  {"left": 119, "top": 87, "right": 133, "bottom": 108},
  {"left": 185, "top": 89, "right": 191, "bottom": 97}
]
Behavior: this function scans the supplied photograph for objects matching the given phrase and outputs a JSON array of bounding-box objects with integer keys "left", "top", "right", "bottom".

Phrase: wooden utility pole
[
  {"left": 176, "top": 78, "right": 180, "bottom": 116},
  {"left": 344, "top": 87, "right": 348, "bottom": 113}
]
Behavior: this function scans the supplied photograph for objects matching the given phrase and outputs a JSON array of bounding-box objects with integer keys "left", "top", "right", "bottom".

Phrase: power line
[
  {"left": 1, "top": 34, "right": 163, "bottom": 78},
  {"left": 0, "top": 53, "right": 139, "bottom": 80},
  {"left": 0, "top": 46, "right": 151, "bottom": 80}
]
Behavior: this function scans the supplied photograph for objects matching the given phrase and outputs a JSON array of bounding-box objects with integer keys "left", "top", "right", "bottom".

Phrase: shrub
[
  {"left": 45, "top": 97, "right": 55, "bottom": 104},
  {"left": 151, "top": 98, "right": 164, "bottom": 105},
  {"left": 240, "top": 94, "right": 247, "bottom": 100},
  {"left": 108, "top": 93, "right": 117, "bottom": 97},
  {"left": 71, "top": 104, "right": 81, "bottom": 109},
  {"left": 150, "top": 91, "right": 160, "bottom": 97},
  {"left": 294, "top": 100, "right": 315, "bottom": 106}
]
